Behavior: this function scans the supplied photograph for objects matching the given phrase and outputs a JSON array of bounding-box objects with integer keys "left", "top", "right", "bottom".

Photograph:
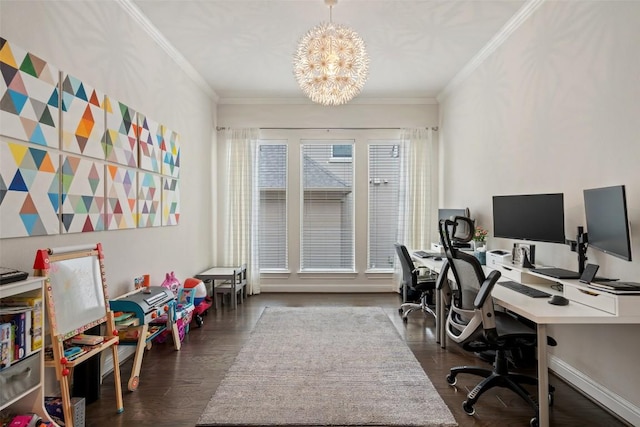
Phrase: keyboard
[
  {"left": 498, "top": 280, "right": 552, "bottom": 298},
  {"left": 0, "top": 267, "right": 29, "bottom": 285},
  {"left": 413, "top": 250, "right": 442, "bottom": 258},
  {"left": 530, "top": 267, "right": 580, "bottom": 279}
]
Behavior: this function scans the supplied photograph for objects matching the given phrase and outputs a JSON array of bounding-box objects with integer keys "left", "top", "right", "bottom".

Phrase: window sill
[{"left": 298, "top": 270, "right": 358, "bottom": 279}]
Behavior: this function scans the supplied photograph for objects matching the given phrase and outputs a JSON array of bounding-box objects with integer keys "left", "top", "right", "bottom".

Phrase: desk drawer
[
  {"left": 492, "top": 264, "right": 552, "bottom": 285},
  {"left": 0, "top": 352, "right": 40, "bottom": 406},
  {"left": 564, "top": 283, "right": 616, "bottom": 315}
]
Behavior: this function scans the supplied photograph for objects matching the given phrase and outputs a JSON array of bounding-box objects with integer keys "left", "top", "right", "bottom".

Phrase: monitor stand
[{"left": 567, "top": 226, "right": 588, "bottom": 274}]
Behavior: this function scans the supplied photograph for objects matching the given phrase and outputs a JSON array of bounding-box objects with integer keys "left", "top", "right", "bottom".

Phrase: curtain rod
[{"left": 216, "top": 126, "right": 438, "bottom": 132}]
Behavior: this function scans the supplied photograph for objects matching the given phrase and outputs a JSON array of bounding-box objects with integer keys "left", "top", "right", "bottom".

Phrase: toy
[
  {"left": 152, "top": 272, "right": 194, "bottom": 343},
  {"left": 160, "top": 271, "right": 181, "bottom": 297},
  {"left": 9, "top": 414, "right": 42, "bottom": 427},
  {"left": 183, "top": 278, "right": 213, "bottom": 327}
]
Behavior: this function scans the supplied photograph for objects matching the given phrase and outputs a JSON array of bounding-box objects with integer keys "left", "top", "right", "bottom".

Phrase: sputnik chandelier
[{"left": 293, "top": 0, "right": 369, "bottom": 106}]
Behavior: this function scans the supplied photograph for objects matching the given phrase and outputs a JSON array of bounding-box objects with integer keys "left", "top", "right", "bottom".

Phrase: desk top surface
[{"left": 413, "top": 254, "right": 640, "bottom": 325}]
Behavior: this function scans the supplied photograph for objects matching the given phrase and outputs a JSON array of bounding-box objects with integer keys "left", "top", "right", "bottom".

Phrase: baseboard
[
  {"left": 550, "top": 355, "right": 640, "bottom": 426},
  {"left": 102, "top": 346, "right": 136, "bottom": 379},
  {"left": 259, "top": 284, "right": 395, "bottom": 293}
]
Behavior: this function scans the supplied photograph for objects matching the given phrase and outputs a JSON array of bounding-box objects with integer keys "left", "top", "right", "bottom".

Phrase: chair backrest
[
  {"left": 438, "top": 217, "right": 501, "bottom": 345},
  {"left": 394, "top": 243, "right": 417, "bottom": 290}
]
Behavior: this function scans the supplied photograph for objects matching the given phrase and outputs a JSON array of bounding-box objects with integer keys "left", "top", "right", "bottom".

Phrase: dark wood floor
[{"left": 84, "top": 293, "right": 628, "bottom": 427}]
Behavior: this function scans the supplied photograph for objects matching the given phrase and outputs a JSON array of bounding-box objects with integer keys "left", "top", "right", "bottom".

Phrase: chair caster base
[{"left": 462, "top": 400, "right": 475, "bottom": 416}]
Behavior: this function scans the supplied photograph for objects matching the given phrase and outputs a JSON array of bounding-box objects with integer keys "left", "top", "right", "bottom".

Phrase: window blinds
[
  {"left": 257, "top": 143, "right": 288, "bottom": 270},
  {"left": 301, "top": 142, "right": 354, "bottom": 271},
  {"left": 368, "top": 143, "right": 401, "bottom": 270}
]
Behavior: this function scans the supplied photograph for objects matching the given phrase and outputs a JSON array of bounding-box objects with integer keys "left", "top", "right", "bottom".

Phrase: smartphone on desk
[{"left": 579, "top": 263, "right": 599, "bottom": 284}]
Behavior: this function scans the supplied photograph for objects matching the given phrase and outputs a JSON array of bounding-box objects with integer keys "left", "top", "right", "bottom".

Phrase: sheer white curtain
[
  {"left": 394, "top": 128, "right": 435, "bottom": 290},
  {"left": 222, "top": 128, "right": 260, "bottom": 294}
]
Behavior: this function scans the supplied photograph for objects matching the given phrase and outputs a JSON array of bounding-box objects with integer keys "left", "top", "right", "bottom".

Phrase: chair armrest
[{"left": 474, "top": 270, "right": 501, "bottom": 308}]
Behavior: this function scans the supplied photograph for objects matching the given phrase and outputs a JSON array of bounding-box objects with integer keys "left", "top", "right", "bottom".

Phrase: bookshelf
[{"left": 0, "top": 277, "right": 56, "bottom": 425}]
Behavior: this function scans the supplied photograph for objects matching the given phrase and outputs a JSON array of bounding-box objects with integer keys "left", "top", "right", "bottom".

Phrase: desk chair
[
  {"left": 394, "top": 243, "right": 437, "bottom": 323},
  {"left": 439, "top": 217, "right": 556, "bottom": 427}
]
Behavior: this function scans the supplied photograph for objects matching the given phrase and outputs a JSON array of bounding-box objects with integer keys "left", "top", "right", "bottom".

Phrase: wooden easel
[{"left": 34, "top": 243, "right": 123, "bottom": 427}]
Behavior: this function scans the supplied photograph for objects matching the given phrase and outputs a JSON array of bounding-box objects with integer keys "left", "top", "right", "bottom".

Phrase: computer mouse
[
  {"left": 434, "top": 257, "right": 443, "bottom": 261},
  {"left": 548, "top": 295, "right": 569, "bottom": 306}
]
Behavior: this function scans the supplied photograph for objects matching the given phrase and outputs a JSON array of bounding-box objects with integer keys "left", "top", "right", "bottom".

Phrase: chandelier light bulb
[{"left": 293, "top": 1, "right": 369, "bottom": 106}]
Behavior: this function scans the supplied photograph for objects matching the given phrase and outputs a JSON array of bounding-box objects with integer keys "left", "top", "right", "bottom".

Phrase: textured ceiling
[{"left": 131, "top": 0, "right": 527, "bottom": 102}]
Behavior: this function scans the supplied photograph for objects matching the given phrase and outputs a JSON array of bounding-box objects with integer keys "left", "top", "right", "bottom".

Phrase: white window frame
[
  {"left": 300, "top": 140, "right": 355, "bottom": 273},
  {"left": 256, "top": 140, "right": 289, "bottom": 272},
  {"left": 367, "top": 140, "right": 402, "bottom": 272}
]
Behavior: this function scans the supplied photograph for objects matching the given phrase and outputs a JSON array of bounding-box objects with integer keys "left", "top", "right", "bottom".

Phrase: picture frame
[{"left": 512, "top": 243, "right": 535, "bottom": 267}]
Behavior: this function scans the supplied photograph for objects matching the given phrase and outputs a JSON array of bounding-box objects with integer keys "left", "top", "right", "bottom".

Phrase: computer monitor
[
  {"left": 438, "top": 208, "right": 471, "bottom": 242},
  {"left": 583, "top": 185, "right": 632, "bottom": 261},
  {"left": 492, "top": 193, "right": 565, "bottom": 243}
]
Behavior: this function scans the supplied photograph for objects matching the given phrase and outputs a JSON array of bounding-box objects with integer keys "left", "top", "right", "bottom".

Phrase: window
[
  {"left": 330, "top": 144, "right": 352, "bottom": 162},
  {"left": 257, "top": 143, "right": 288, "bottom": 270},
  {"left": 301, "top": 142, "right": 354, "bottom": 270},
  {"left": 368, "top": 143, "right": 401, "bottom": 270}
]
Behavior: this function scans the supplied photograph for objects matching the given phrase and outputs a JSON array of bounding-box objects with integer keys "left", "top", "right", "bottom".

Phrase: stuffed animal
[{"left": 160, "top": 271, "right": 181, "bottom": 297}]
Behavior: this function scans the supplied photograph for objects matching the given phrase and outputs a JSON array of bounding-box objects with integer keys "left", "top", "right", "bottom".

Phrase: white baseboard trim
[
  {"left": 259, "top": 284, "right": 395, "bottom": 293},
  {"left": 550, "top": 355, "right": 639, "bottom": 426},
  {"left": 102, "top": 346, "right": 136, "bottom": 379}
]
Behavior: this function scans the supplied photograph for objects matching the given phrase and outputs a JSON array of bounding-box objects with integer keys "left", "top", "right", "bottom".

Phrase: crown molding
[
  {"left": 116, "top": 0, "right": 219, "bottom": 102},
  {"left": 437, "top": 0, "right": 546, "bottom": 102},
  {"left": 218, "top": 97, "right": 438, "bottom": 106}
]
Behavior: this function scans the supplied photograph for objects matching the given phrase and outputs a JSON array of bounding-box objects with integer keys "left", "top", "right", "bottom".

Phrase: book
[
  {"left": 5, "top": 312, "right": 27, "bottom": 360},
  {"left": 1, "top": 292, "right": 43, "bottom": 352},
  {"left": 116, "top": 316, "right": 140, "bottom": 328},
  {"left": 0, "top": 322, "right": 11, "bottom": 369},
  {"left": 114, "top": 311, "right": 135, "bottom": 323},
  {"left": 69, "top": 334, "right": 104, "bottom": 345}
]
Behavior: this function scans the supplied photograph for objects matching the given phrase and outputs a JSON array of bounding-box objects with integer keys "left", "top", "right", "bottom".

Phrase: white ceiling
[{"left": 130, "top": 0, "right": 528, "bottom": 103}]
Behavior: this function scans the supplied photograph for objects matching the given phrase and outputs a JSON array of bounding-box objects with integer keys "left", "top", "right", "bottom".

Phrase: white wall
[
  {"left": 0, "top": 1, "right": 216, "bottom": 298},
  {"left": 439, "top": 0, "right": 640, "bottom": 418}
]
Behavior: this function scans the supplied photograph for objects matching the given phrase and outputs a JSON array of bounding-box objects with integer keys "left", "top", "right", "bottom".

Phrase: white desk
[{"left": 413, "top": 255, "right": 640, "bottom": 427}]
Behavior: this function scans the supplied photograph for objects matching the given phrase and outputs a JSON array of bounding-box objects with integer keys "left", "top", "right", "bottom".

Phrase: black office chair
[
  {"left": 394, "top": 243, "right": 437, "bottom": 323},
  {"left": 439, "top": 217, "right": 556, "bottom": 427}
]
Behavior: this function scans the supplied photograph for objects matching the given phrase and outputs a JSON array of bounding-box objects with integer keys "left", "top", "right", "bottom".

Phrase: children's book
[
  {"left": 69, "top": 334, "right": 104, "bottom": 345},
  {"left": 1, "top": 292, "right": 43, "bottom": 352},
  {"left": 0, "top": 322, "right": 12, "bottom": 369}
]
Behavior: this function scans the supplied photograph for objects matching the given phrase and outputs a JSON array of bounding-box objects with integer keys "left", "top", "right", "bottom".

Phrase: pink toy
[
  {"left": 160, "top": 271, "right": 181, "bottom": 296},
  {"left": 9, "top": 414, "right": 42, "bottom": 427},
  {"left": 153, "top": 272, "right": 193, "bottom": 343}
]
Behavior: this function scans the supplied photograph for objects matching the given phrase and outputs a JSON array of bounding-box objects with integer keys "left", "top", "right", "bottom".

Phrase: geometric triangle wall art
[
  {"left": 60, "top": 154, "right": 105, "bottom": 233},
  {"left": 137, "top": 113, "right": 162, "bottom": 173},
  {"left": 162, "top": 177, "right": 180, "bottom": 226},
  {"left": 106, "top": 164, "right": 136, "bottom": 230},
  {"left": 104, "top": 96, "right": 138, "bottom": 167},
  {"left": 0, "top": 137, "right": 59, "bottom": 238},
  {"left": 61, "top": 73, "right": 105, "bottom": 160},
  {"left": 137, "top": 171, "right": 161, "bottom": 228},
  {"left": 0, "top": 37, "right": 60, "bottom": 147},
  {"left": 161, "top": 126, "right": 180, "bottom": 178}
]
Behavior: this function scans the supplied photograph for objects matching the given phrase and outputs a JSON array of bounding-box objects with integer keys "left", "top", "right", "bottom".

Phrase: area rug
[{"left": 197, "top": 306, "right": 457, "bottom": 426}]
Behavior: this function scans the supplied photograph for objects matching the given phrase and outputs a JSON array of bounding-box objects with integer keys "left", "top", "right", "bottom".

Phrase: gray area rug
[{"left": 197, "top": 306, "right": 457, "bottom": 426}]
